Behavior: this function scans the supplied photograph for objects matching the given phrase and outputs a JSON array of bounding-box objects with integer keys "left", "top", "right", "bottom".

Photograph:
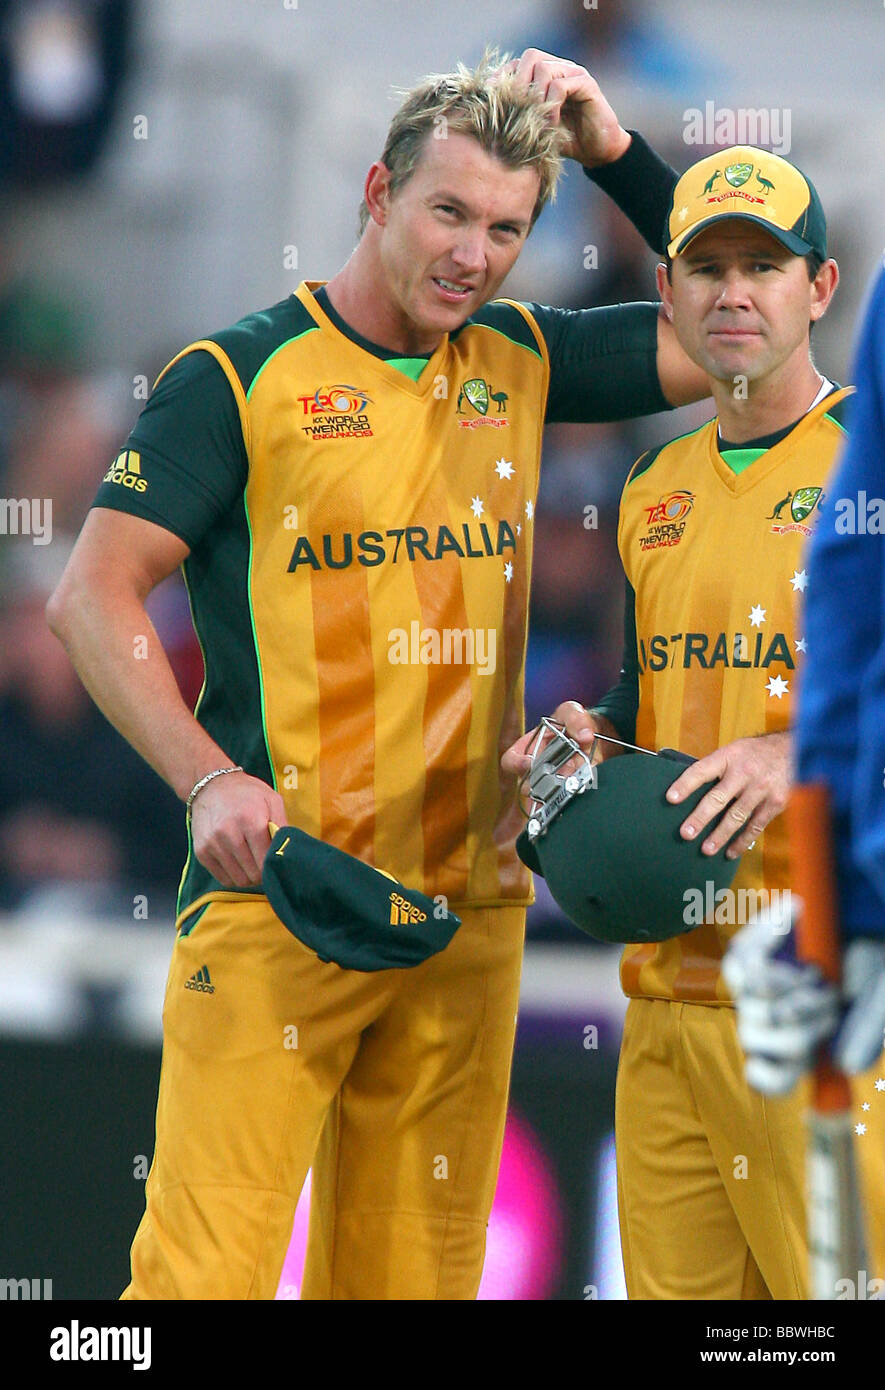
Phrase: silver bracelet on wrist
[{"left": 186, "top": 766, "right": 244, "bottom": 816}]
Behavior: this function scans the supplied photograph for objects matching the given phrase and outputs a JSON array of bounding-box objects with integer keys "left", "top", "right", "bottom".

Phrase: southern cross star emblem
[{"left": 494, "top": 458, "right": 514, "bottom": 480}]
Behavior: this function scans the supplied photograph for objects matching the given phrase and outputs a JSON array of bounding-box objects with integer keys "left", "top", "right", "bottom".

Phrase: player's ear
[
  {"left": 656, "top": 261, "right": 674, "bottom": 320},
  {"left": 810, "top": 258, "right": 839, "bottom": 324},
  {"left": 364, "top": 161, "right": 392, "bottom": 227}
]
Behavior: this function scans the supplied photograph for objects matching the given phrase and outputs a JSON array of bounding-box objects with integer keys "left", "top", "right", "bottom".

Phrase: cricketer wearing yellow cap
[
  {"left": 505, "top": 143, "right": 885, "bottom": 1299},
  {"left": 46, "top": 50, "right": 711, "bottom": 1300}
]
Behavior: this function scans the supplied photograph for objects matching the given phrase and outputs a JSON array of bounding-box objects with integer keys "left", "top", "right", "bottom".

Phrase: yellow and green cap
[{"left": 666, "top": 145, "right": 827, "bottom": 261}]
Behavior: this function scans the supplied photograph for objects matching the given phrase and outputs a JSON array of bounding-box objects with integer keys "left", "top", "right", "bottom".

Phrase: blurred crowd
[
  {"left": 0, "top": 0, "right": 188, "bottom": 918},
  {"left": 0, "top": 269, "right": 193, "bottom": 918}
]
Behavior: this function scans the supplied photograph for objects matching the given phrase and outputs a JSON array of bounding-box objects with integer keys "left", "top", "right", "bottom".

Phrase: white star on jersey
[
  {"left": 855, "top": 1123, "right": 868, "bottom": 1137},
  {"left": 790, "top": 569, "right": 808, "bottom": 592},
  {"left": 470, "top": 496, "right": 484, "bottom": 518},
  {"left": 504, "top": 561, "right": 513, "bottom": 583},
  {"left": 794, "top": 637, "right": 807, "bottom": 654},
  {"left": 494, "top": 458, "right": 514, "bottom": 480},
  {"left": 516, "top": 522, "right": 522, "bottom": 536},
  {"left": 525, "top": 499, "right": 534, "bottom": 520},
  {"left": 749, "top": 604, "right": 766, "bottom": 628},
  {"left": 876, "top": 1079, "right": 885, "bottom": 1092},
  {"left": 766, "top": 674, "right": 789, "bottom": 699}
]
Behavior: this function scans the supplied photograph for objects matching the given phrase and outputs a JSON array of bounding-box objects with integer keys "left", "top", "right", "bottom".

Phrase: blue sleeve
[{"left": 797, "top": 263, "right": 885, "bottom": 937}]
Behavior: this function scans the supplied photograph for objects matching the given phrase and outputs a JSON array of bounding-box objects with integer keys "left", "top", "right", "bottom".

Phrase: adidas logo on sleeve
[
  {"left": 185, "top": 966, "right": 215, "bottom": 994},
  {"left": 102, "top": 448, "right": 148, "bottom": 492}
]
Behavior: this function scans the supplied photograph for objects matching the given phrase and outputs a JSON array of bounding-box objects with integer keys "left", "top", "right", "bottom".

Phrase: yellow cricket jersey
[
  {"left": 615, "top": 387, "right": 852, "bottom": 1003},
  {"left": 93, "top": 281, "right": 668, "bottom": 927}
]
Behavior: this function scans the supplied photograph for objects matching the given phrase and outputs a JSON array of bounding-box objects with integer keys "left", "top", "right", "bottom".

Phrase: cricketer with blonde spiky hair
[
  {"left": 357, "top": 49, "right": 567, "bottom": 235},
  {"left": 51, "top": 47, "right": 710, "bottom": 1300}
]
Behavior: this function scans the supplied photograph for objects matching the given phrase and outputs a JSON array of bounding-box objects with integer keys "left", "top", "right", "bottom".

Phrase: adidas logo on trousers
[{"left": 185, "top": 966, "right": 215, "bottom": 994}]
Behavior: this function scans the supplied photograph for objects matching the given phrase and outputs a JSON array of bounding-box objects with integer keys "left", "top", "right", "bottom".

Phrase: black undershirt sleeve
[
  {"left": 530, "top": 300, "right": 670, "bottom": 423},
  {"left": 527, "top": 135, "right": 680, "bottom": 423},
  {"left": 582, "top": 131, "right": 679, "bottom": 256},
  {"left": 589, "top": 576, "right": 639, "bottom": 743}
]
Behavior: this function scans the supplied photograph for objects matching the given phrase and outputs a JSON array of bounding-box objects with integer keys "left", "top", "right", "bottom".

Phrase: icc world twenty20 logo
[
  {"left": 297, "top": 384, "right": 372, "bottom": 415},
  {"left": 639, "top": 490, "right": 695, "bottom": 552},
  {"left": 644, "top": 490, "right": 695, "bottom": 526}
]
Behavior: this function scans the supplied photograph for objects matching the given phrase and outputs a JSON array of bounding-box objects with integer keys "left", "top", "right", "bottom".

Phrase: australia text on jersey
[
  {"left": 638, "top": 630, "right": 795, "bottom": 671},
  {"left": 287, "top": 520, "right": 517, "bottom": 571}
]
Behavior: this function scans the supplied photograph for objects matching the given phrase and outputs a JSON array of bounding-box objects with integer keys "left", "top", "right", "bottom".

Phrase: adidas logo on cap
[
  {"left": 388, "top": 891, "right": 427, "bottom": 926},
  {"left": 185, "top": 965, "right": 215, "bottom": 994}
]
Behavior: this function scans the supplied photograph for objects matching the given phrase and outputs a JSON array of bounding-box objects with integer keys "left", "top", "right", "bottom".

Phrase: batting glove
[
  {"left": 723, "top": 896, "right": 839, "bottom": 1095},
  {"left": 723, "top": 898, "right": 885, "bottom": 1095},
  {"left": 834, "top": 937, "right": 885, "bottom": 1075}
]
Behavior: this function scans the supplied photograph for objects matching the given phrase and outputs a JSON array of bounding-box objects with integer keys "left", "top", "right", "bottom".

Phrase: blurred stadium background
[{"left": 0, "top": 0, "right": 881, "bottom": 1300}]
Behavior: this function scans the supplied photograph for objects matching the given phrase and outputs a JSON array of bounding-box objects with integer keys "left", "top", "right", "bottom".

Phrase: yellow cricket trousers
[
  {"left": 121, "top": 897, "right": 526, "bottom": 1300},
  {"left": 615, "top": 997, "right": 885, "bottom": 1300}
]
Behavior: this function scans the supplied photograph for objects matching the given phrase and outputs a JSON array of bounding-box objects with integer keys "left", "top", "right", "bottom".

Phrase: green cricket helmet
[{"left": 515, "top": 720, "right": 740, "bottom": 944}]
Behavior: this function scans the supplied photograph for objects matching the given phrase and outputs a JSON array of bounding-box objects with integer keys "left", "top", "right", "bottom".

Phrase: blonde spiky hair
[{"left": 358, "top": 48, "right": 568, "bottom": 234}]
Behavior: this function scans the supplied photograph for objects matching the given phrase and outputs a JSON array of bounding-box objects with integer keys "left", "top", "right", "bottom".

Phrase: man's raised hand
[{"left": 505, "top": 48, "right": 631, "bottom": 167}]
